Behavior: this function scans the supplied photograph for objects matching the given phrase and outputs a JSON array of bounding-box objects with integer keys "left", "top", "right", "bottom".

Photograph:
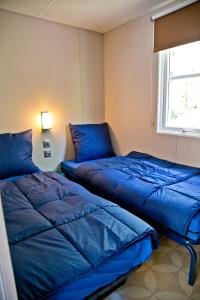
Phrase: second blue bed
[{"left": 61, "top": 152, "right": 200, "bottom": 243}]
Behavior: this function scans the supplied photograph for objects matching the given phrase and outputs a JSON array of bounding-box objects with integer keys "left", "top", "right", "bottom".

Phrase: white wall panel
[
  {"left": 0, "top": 10, "right": 104, "bottom": 170},
  {"left": 105, "top": 14, "right": 200, "bottom": 167}
]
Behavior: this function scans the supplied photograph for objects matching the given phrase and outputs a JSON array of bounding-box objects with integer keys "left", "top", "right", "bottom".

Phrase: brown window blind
[{"left": 154, "top": 1, "right": 200, "bottom": 52}]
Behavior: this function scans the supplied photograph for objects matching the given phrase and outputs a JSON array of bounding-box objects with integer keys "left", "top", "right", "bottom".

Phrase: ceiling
[{"left": 0, "top": 0, "right": 179, "bottom": 33}]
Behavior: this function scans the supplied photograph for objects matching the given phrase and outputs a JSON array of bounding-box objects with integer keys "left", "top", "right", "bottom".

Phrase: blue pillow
[
  {"left": 69, "top": 123, "right": 115, "bottom": 162},
  {"left": 0, "top": 129, "right": 39, "bottom": 179}
]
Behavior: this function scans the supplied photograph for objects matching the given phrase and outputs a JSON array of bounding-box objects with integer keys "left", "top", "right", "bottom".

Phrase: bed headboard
[{"left": 0, "top": 195, "right": 18, "bottom": 300}]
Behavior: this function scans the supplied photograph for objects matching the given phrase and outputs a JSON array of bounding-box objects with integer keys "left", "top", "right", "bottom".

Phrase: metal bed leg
[
  {"left": 153, "top": 226, "right": 198, "bottom": 286},
  {"left": 185, "top": 241, "right": 197, "bottom": 286}
]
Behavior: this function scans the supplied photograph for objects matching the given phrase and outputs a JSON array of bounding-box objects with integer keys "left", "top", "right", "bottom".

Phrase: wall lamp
[{"left": 41, "top": 112, "right": 53, "bottom": 131}]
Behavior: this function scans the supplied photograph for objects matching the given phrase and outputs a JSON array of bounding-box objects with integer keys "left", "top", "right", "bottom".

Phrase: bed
[
  {"left": 0, "top": 129, "right": 158, "bottom": 299},
  {"left": 1, "top": 171, "right": 158, "bottom": 300},
  {"left": 61, "top": 151, "right": 200, "bottom": 285}
]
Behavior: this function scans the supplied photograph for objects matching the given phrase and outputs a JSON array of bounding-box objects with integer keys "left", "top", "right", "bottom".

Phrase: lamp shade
[{"left": 41, "top": 112, "right": 52, "bottom": 130}]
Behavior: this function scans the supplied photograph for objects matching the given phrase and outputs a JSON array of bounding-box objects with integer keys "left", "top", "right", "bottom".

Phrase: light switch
[{"left": 43, "top": 140, "right": 50, "bottom": 148}]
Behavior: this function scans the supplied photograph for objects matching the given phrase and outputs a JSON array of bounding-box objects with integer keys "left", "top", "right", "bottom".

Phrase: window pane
[
  {"left": 169, "top": 41, "right": 200, "bottom": 77},
  {"left": 166, "top": 77, "right": 200, "bottom": 129}
]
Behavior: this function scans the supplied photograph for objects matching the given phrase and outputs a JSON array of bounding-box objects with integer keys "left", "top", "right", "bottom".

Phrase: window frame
[{"left": 156, "top": 47, "right": 200, "bottom": 138}]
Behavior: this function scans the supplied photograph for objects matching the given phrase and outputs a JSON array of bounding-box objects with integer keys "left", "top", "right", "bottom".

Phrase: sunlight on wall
[{"left": 0, "top": 10, "right": 104, "bottom": 171}]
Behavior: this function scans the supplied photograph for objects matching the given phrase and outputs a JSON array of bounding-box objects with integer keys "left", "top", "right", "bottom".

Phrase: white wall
[
  {"left": 104, "top": 14, "right": 200, "bottom": 167},
  {"left": 1, "top": 9, "right": 199, "bottom": 170},
  {"left": 0, "top": 10, "right": 104, "bottom": 171}
]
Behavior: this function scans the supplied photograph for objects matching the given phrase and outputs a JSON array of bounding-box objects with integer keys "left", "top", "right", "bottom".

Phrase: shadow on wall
[
  {"left": 109, "top": 125, "right": 120, "bottom": 155},
  {"left": 65, "top": 125, "right": 75, "bottom": 161}
]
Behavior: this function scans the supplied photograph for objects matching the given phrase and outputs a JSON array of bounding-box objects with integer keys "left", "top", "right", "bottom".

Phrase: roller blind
[{"left": 154, "top": 1, "right": 200, "bottom": 52}]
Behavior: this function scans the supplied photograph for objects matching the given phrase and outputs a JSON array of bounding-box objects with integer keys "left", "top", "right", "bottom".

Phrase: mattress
[
  {"left": 0, "top": 172, "right": 157, "bottom": 300},
  {"left": 61, "top": 152, "right": 200, "bottom": 243}
]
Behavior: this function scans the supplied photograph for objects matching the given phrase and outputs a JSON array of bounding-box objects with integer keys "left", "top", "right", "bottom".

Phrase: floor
[{"left": 106, "top": 236, "right": 200, "bottom": 300}]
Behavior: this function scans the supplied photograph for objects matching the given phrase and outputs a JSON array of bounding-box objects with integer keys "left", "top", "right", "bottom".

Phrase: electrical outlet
[
  {"left": 44, "top": 150, "right": 51, "bottom": 158},
  {"left": 43, "top": 140, "right": 51, "bottom": 148}
]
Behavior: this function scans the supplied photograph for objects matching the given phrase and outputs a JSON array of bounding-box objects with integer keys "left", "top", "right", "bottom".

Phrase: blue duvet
[
  {"left": 61, "top": 151, "right": 200, "bottom": 243},
  {"left": 0, "top": 172, "right": 157, "bottom": 300}
]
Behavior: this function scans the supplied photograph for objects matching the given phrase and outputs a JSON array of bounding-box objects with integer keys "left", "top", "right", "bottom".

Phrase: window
[{"left": 157, "top": 41, "right": 200, "bottom": 137}]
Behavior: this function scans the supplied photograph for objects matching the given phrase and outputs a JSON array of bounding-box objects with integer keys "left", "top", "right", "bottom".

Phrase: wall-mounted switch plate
[
  {"left": 43, "top": 140, "right": 51, "bottom": 148},
  {"left": 44, "top": 150, "right": 51, "bottom": 158}
]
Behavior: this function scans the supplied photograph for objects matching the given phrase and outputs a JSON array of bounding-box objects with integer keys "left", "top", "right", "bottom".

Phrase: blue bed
[
  {"left": 0, "top": 171, "right": 158, "bottom": 300},
  {"left": 61, "top": 151, "right": 200, "bottom": 285}
]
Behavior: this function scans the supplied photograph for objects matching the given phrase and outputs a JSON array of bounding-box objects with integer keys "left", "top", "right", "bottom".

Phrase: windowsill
[{"left": 157, "top": 128, "right": 200, "bottom": 139}]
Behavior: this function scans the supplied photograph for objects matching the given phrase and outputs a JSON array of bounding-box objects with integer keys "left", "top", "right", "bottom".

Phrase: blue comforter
[
  {"left": 0, "top": 172, "right": 157, "bottom": 300},
  {"left": 62, "top": 152, "right": 200, "bottom": 242}
]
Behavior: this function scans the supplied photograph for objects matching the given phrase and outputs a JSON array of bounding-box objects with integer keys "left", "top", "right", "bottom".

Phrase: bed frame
[
  {"left": 158, "top": 225, "right": 197, "bottom": 286},
  {"left": 135, "top": 214, "right": 198, "bottom": 286},
  {"left": 86, "top": 265, "right": 140, "bottom": 300},
  {"left": 121, "top": 202, "right": 198, "bottom": 286}
]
